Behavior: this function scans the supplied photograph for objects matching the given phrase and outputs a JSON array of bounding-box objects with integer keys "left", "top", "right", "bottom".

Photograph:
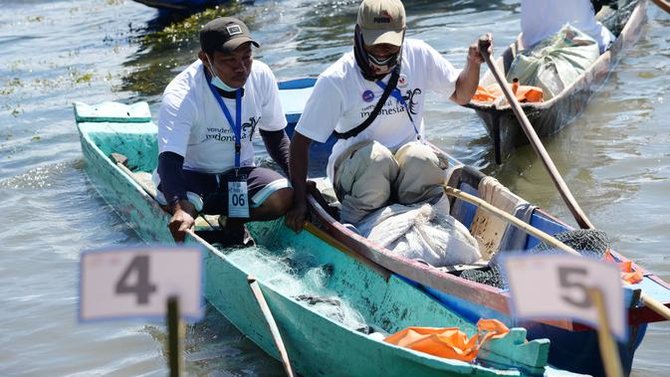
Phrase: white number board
[
  {"left": 79, "top": 246, "right": 203, "bottom": 322},
  {"left": 502, "top": 254, "right": 627, "bottom": 340}
]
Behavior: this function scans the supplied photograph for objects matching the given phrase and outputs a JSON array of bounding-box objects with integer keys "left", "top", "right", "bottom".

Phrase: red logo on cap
[{"left": 374, "top": 10, "right": 393, "bottom": 24}]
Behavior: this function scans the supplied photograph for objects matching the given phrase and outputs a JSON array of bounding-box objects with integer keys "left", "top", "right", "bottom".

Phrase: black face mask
[{"left": 353, "top": 24, "right": 403, "bottom": 81}]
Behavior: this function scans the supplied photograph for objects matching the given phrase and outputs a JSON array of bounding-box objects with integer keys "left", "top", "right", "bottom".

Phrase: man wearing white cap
[{"left": 286, "top": 0, "right": 491, "bottom": 230}]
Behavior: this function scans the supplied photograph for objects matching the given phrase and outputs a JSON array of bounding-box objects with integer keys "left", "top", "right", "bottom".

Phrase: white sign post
[
  {"left": 80, "top": 246, "right": 203, "bottom": 377},
  {"left": 502, "top": 254, "right": 626, "bottom": 377}
]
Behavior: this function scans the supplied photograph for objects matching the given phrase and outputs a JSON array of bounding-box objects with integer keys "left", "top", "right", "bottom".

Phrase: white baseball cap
[{"left": 357, "top": 0, "right": 406, "bottom": 46}]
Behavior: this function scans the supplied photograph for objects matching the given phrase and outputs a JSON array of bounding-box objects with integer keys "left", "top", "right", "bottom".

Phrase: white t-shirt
[
  {"left": 295, "top": 38, "right": 461, "bottom": 180},
  {"left": 521, "top": 0, "right": 614, "bottom": 53},
  {"left": 158, "top": 59, "right": 286, "bottom": 173}
]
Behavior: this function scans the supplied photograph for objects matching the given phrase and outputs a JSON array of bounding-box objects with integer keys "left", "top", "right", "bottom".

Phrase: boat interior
[{"left": 83, "top": 112, "right": 607, "bottom": 292}]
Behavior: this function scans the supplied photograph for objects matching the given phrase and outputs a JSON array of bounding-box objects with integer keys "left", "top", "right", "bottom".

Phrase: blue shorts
[{"left": 182, "top": 166, "right": 290, "bottom": 216}]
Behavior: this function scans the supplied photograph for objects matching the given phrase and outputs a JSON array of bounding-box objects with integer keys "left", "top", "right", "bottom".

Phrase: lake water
[{"left": 1, "top": 0, "right": 668, "bottom": 375}]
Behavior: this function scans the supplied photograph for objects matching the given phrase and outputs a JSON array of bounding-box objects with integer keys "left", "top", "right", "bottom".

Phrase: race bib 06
[{"left": 228, "top": 178, "right": 250, "bottom": 218}]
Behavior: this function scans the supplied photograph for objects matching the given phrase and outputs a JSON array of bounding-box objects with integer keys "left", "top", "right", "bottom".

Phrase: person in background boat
[
  {"left": 520, "top": 0, "right": 615, "bottom": 54},
  {"left": 285, "top": 0, "right": 491, "bottom": 232},
  {"left": 156, "top": 17, "right": 293, "bottom": 244}
]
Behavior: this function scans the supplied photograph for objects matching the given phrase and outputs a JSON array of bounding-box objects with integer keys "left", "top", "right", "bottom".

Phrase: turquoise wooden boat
[{"left": 73, "top": 100, "right": 586, "bottom": 376}]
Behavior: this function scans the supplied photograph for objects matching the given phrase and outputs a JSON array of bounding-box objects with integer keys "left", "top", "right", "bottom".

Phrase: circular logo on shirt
[
  {"left": 398, "top": 74, "right": 408, "bottom": 88},
  {"left": 362, "top": 89, "right": 375, "bottom": 102}
]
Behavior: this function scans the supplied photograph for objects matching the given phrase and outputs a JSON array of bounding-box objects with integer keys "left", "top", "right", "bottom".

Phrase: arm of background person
[
  {"left": 451, "top": 33, "right": 492, "bottom": 105},
  {"left": 284, "top": 132, "right": 312, "bottom": 232}
]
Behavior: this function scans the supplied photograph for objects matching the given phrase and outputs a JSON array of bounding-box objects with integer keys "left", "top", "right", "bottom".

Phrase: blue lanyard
[
  {"left": 207, "top": 81, "right": 243, "bottom": 169},
  {"left": 375, "top": 80, "right": 420, "bottom": 139}
]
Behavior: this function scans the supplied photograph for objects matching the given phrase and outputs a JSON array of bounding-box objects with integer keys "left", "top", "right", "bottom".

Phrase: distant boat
[
  {"left": 466, "top": 0, "right": 647, "bottom": 163},
  {"left": 132, "top": 0, "right": 253, "bottom": 12}
]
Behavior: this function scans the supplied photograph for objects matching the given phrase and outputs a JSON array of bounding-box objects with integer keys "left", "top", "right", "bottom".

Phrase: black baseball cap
[{"left": 200, "top": 17, "right": 260, "bottom": 54}]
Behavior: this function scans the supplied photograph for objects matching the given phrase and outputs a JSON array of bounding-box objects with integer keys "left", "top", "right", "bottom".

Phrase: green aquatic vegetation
[
  {"left": 142, "top": 4, "right": 246, "bottom": 48},
  {"left": 10, "top": 107, "right": 22, "bottom": 117},
  {"left": 1, "top": 77, "right": 24, "bottom": 95},
  {"left": 8, "top": 60, "right": 24, "bottom": 71},
  {"left": 120, "top": 3, "right": 251, "bottom": 96},
  {"left": 74, "top": 72, "right": 94, "bottom": 84},
  {"left": 27, "top": 15, "right": 45, "bottom": 22},
  {"left": 1, "top": 79, "right": 24, "bottom": 116}
]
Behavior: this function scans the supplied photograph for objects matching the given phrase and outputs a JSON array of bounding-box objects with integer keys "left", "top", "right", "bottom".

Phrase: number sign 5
[{"left": 502, "top": 254, "right": 627, "bottom": 341}]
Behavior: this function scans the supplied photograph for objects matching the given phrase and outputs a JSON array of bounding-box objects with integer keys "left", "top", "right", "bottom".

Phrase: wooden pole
[
  {"left": 478, "top": 37, "right": 594, "bottom": 230},
  {"left": 651, "top": 0, "right": 670, "bottom": 13},
  {"left": 248, "top": 276, "right": 295, "bottom": 377},
  {"left": 167, "top": 296, "right": 183, "bottom": 377},
  {"left": 443, "top": 186, "right": 580, "bottom": 256},
  {"left": 589, "top": 288, "right": 624, "bottom": 377}
]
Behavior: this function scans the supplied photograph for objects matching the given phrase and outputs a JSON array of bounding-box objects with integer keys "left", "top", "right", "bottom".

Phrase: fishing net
[
  {"left": 460, "top": 264, "right": 506, "bottom": 289},
  {"left": 532, "top": 229, "right": 610, "bottom": 258},
  {"left": 460, "top": 229, "right": 611, "bottom": 289}
]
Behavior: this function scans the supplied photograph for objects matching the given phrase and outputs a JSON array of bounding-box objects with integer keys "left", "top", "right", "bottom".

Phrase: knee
[
  {"left": 367, "top": 141, "right": 395, "bottom": 166},
  {"left": 395, "top": 142, "right": 439, "bottom": 170},
  {"left": 260, "top": 187, "right": 293, "bottom": 216},
  {"left": 360, "top": 141, "right": 397, "bottom": 180}
]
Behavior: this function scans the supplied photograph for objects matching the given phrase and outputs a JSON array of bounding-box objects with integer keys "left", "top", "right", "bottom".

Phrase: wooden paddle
[
  {"left": 477, "top": 37, "right": 594, "bottom": 230},
  {"left": 443, "top": 185, "right": 670, "bottom": 321},
  {"left": 248, "top": 276, "right": 296, "bottom": 377},
  {"left": 651, "top": 0, "right": 670, "bottom": 13}
]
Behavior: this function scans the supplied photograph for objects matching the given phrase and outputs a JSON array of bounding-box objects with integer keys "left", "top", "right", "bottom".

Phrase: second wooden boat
[{"left": 466, "top": 0, "right": 647, "bottom": 163}]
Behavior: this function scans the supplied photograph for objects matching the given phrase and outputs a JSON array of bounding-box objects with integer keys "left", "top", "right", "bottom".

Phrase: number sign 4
[{"left": 79, "top": 247, "right": 203, "bottom": 322}]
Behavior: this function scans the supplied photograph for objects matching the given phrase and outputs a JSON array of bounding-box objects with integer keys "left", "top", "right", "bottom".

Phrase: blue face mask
[{"left": 206, "top": 56, "right": 240, "bottom": 91}]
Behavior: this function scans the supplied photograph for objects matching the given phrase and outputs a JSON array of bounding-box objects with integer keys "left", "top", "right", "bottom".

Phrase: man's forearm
[
  {"left": 157, "top": 151, "right": 188, "bottom": 204},
  {"left": 453, "top": 60, "right": 481, "bottom": 105},
  {"left": 260, "top": 129, "right": 290, "bottom": 175},
  {"left": 289, "top": 132, "right": 312, "bottom": 201}
]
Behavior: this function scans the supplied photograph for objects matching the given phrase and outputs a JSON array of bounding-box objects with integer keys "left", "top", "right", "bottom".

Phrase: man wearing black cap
[
  {"left": 286, "top": 0, "right": 491, "bottom": 231},
  {"left": 156, "top": 17, "right": 292, "bottom": 244}
]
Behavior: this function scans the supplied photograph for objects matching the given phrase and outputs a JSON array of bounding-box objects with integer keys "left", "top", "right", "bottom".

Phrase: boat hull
[{"left": 133, "top": 0, "right": 238, "bottom": 11}]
